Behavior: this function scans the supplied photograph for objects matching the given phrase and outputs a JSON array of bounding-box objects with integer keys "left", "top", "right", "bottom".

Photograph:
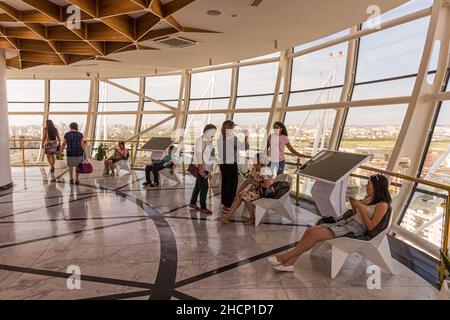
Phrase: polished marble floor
[{"left": 0, "top": 167, "right": 439, "bottom": 300}]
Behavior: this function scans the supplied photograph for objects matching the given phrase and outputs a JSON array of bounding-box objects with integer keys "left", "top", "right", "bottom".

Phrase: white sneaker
[
  {"left": 267, "top": 256, "right": 282, "bottom": 266},
  {"left": 273, "top": 265, "right": 295, "bottom": 272}
]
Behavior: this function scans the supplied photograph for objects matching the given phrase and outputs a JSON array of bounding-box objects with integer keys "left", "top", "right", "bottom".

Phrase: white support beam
[
  {"left": 84, "top": 77, "right": 99, "bottom": 146},
  {"left": 39, "top": 79, "right": 50, "bottom": 161},
  {"left": 266, "top": 49, "right": 291, "bottom": 137},
  {"left": 227, "top": 65, "right": 239, "bottom": 121},
  {"left": 287, "top": 96, "right": 411, "bottom": 112},
  {"left": 387, "top": 0, "right": 450, "bottom": 224},
  {"left": 0, "top": 49, "right": 12, "bottom": 188},
  {"left": 278, "top": 48, "right": 294, "bottom": 123},
  {"left": 173, "top": 70, "right": 190, "bottom": 143},
  {"left": 424, "top": 91, "right": 450, "bottom": 102},
  {"left": 134, "top": 77, "right": 146, "bottom": 139},
  {"left": 125, "top": 114, "right": 175, "bottom": 144},
  {"left": 134, "top": 76, "right": 146, "bottom": 159}
]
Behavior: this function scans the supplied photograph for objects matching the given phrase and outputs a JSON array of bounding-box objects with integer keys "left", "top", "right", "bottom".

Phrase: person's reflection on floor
[
  {"left": 44, "top": 180, "right": 63, "bottom": 235},
  {"left": 67, "top": 184, "right": 88, "bottom": 233}
]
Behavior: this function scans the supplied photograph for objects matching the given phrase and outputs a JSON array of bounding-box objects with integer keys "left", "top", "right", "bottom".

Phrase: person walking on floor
[
  {"left": 60, "top": 122, "right": 86, "bottom": 185},
  {"left": 42, "top": 119, "right": 61, "bottom": 172}
]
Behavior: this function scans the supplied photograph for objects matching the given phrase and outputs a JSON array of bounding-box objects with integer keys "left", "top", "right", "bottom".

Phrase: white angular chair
[
  {"left": 114, "top": 159, "right": 131, "bottom": 176},
  {"left": 159, "top": 168, "right": 182, "bottom": 186},
  {"left": 310, "top": 209, "right": 394, "bottom": 279},
  {"left": 253, "top": 174, "right": 296, "bottom": 227},
  {"left": 439, "top": 281, "right": 450, "bottom": 300}
]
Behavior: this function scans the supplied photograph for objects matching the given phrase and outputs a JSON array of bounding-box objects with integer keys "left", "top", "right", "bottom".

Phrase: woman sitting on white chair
[
  {"left": 103, "top": 142, "right": 128, "bottom": 176},
  {"left": 268, "top": 174, "right": 391, "bottom": 272}
]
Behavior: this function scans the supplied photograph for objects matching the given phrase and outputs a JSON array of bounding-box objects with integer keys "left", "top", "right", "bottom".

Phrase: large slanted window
[
  {"left": 98, "top": 78, "right": 140, "bottom": 112},
  {"left": 95, "top": 78, "right": 140, "bottom": 143},
  {"left": 356, "top": 14, "right": 429, "bottom": 97},
  {"left": 7, "top": 79, "right": 45, "bottom": 112},
  {"left": 94, "top": 114, "right": 137, "bottom": 142},
  {"left": 284, "top": 109, "right": 337, "bottom": 156},
  {"left": 132, "top": 75, "right": 181, "bottom": 166},
  {"left": 9, "top": 115, "right": 43, "bottom": 165},
  {"left": 289, "top": 43, "right": 348, "bottom": 107},
  {"left": 7, "top": 80, "right": 45, "bottom": 165},
  {"left": 236, "top": 62, "right": 278, "bottom": 109},
  {"left": 190, "top": 69, "right": 231, "bottom": 111},
  {"left": 339, "top": 15, "right": 430, "bottom": 169},
  {"left": 339, "top": 104, "right": 408, "bottom": 169},
  {"left": 145, "top": 74, "right": 181, "bottom": 111},
  {"left": 48, "top": 80, "right": 90, "bottom": 136},
  {"left": 50, "top": 80, "right": 90, "bottom": 112},
  {"left": 400, "top": 75, "right": 450, "bottom": 248}
]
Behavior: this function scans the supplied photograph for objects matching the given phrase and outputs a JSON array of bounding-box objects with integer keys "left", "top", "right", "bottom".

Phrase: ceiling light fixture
[{"left": 207, "top": 10, "right": 222, "bottom": 16}]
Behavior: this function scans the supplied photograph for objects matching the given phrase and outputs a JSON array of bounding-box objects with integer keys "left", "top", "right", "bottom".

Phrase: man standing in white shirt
[{"left": 189, "top": 124, "right": 217, "bottom": 215}]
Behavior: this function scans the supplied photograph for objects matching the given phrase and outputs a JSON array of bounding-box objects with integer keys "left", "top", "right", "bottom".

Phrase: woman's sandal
[
  {"left": 218, "top": 217, "right": 230, "bottom": 224},
  {"left": 244, "top": 219, "right": 255, "bottom": 225}
]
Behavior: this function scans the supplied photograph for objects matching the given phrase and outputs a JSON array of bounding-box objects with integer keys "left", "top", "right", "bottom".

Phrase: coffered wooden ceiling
[
  {"left": 0, "top": 0, "right": 217, "bottom": 69},
  {"left": 1, "top": 0, "right": 408, "bottom": 78}
]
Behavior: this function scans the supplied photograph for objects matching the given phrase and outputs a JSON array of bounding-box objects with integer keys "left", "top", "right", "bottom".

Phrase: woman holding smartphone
[{"left": 267, "top": 174, "right": 391, "bottom": 272}]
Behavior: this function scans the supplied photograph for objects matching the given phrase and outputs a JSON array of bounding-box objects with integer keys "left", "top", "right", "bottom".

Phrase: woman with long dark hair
[
  {"left": 268, "top": 174, "right": 392, "bottom": 272},
  {"left": 42, "top": 119, "right": 61, "bottom": 172},
  {"left": 266, "top": 121, "right": 302, "bottom": 175},
  {"left": 217, "top": 120, "right": 249, "bottom": 212}
]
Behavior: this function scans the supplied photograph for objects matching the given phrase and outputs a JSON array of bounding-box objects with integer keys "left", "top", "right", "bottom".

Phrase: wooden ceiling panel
[{"left": 0, "top": 0, "right": 219, "bottom": 69}]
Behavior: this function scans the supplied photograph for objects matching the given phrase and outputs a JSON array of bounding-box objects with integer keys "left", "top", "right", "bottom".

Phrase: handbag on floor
[{"left": 78, "top": 159, "right": 93, "bottom": 174}]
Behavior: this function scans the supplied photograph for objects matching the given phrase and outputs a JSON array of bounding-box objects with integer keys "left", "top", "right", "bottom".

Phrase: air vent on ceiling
[
  {"left": 250, "top": 0, "right": 264, "bottom": 7},
  {"left": 154, "top": 36, "right": 196, "bottom": 48}
]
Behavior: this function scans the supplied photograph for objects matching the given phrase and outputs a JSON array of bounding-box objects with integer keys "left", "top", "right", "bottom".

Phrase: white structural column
[
  {"left": 173, "top": 70, "right": 191, "bottom": 142},
  {"left": 387, "top": 0, "right": 450, "bottom": 222},
  {"left": 266, "top": 49, "right": 292, "bottom": 134},
  {"left": 0, "top": 49, "right": 12, "bottom": 189}
]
